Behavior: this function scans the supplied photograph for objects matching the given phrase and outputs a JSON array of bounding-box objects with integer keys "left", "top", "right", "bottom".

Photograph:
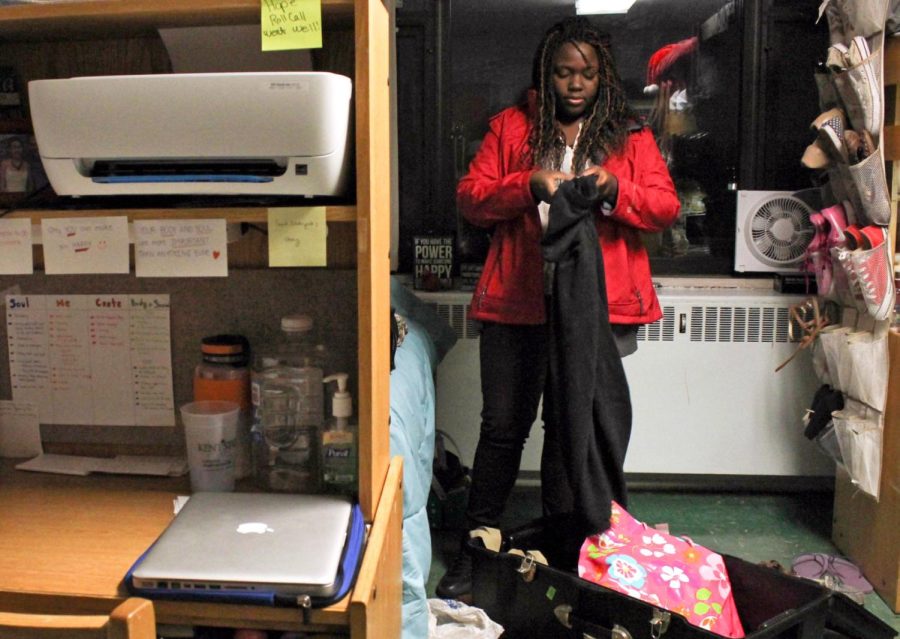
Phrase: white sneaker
[
  {"left": 831, "top": 246, "right": 868, "bottom": 314},
  {"left": 844, "top": 35, "right": 882, "bottom": 139}
]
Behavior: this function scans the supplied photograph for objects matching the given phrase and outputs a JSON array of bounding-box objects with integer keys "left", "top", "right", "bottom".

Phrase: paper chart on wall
[{"left": 5, "top": 294, "right": 175, "bottom": 426}]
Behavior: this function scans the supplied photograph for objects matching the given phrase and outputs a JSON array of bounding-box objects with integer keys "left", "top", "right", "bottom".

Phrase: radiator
[{"left": 417, "top": 287, "right": 833, "bottom": 478}]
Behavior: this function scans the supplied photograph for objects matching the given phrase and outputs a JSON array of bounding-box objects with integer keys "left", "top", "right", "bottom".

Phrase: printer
[{"left": 28, "top": 72, "right": 352, "bottom": 197}]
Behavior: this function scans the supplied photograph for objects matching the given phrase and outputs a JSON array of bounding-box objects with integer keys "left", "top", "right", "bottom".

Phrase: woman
[
  {"left": 436, "top": 16, "right": 680, "bottom": 600},
  {"left": 0, "top": 137, "right": 33, "bottom": 194}
]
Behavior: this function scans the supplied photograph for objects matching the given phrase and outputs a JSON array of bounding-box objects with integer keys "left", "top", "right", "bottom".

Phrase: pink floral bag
[{"left": 578, "top": 502, "right": 745, "bottom": 638}]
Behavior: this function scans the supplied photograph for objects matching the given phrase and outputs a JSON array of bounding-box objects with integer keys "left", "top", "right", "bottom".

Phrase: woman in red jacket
[{"left": 436, "top": 16, "right": 680, "bottom": 599}]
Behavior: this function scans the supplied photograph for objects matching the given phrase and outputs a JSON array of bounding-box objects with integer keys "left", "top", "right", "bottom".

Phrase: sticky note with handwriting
[
  {"left": 41, "top": 217, "right": 130, "bottom": 274},
  {"left": 134, "top": 219, "right": 228, "bottom": 277},
  {"left": 261, "top": 0, "right": 322, "bottom": 51},
  {"left": 0, "top": 218, "right": 33, "bottom": 275},
  {"left": 268, "top": 206, "right": 327, "bottom": 267}
]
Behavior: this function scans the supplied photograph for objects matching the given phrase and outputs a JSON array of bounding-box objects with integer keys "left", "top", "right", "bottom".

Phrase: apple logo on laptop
[{"left": 236, "top": 522, "right": 274, "bottom": 534}]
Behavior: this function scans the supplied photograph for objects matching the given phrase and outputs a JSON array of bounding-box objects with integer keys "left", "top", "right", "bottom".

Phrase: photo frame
[{"left": 0, "top": 123, "right": 50, "bottom": 207}]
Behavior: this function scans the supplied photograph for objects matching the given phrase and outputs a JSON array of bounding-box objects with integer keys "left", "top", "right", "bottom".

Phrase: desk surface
[{"left": 0, "top": 459, "right": 351, "bottom": 631}]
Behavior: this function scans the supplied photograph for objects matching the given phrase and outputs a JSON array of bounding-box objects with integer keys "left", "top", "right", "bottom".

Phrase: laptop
[{"left": 130, "top": 491, "right": 353, "bottom": 598}]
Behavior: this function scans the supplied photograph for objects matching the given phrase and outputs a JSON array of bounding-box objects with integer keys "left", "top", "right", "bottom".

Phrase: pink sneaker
[
  {"left": 804, "top": 214, "right": 832, "bottom": 295},
  {"left": 820, "top": 203, "right": 848, "bottom": 249},
  {"left": 859, "top": 225, "right": 886, "bottom": 251},
  {"left": 843, "top": 224, "right": 864, "bottom": 250},
  {"left": 850, "top": 227, "right": 895, "bottom": 321},
  {"left": 807, "top": 213, "right": 828, "bottom": 252},
  {"left": 809, "top": 250, "right": 833, "bottom": 297}
]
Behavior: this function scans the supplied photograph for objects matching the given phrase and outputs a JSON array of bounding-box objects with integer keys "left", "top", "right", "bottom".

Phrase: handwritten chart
[
  {"left": 261, "top": 0, "right": 322, "bottom": 51},
  {"left": 6, "top": 294, "right": 175, "bottom": 426}
]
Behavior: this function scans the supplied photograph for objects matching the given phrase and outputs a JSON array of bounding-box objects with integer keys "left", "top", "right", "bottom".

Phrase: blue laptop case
[{"left": 125, "top": 501, "right": 365, "bottom": 610}]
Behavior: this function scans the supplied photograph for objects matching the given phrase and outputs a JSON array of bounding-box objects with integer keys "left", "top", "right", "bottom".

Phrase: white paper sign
[
  {"left": 0, "top": 401, "right": 42, "bottom": 458},
  {"left": 41, "top": 217, "right": 130, "bottom": 274},
  {"left": 134, "top": 219, "right": 228, "bottom": 277},
  {"left": 6, "top": 294, "right": 175, "bottom": 426},
  {"left": 0, "top": 218, "right": 33, "bottom": 275}
]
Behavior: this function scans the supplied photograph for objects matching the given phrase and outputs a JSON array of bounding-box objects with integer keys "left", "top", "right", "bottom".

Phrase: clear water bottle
[
  {"left": 255, "top": 379, "right": 321, "bottom": 492},
  {"left": 250, "top": 315, "right": 325, "bottom": 492}
]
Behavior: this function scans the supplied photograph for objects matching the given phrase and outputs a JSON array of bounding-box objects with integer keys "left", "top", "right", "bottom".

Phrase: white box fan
[{"left": 734, "top": 189, "right": 820, "bottom": 273}]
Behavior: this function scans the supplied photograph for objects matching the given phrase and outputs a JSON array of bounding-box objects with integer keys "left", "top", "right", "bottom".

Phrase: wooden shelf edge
[
  {"left": 885, "top": 124, "right": 900, "bottom": 164},
  {"left": 887, "top": 36, "right": 900, "bottom": 87},
  {"left": 349, "top": 456, "right": 403, "bottom": 637},
  {"left": 6, "top": 205, "right": 357, "bottom": 224}
]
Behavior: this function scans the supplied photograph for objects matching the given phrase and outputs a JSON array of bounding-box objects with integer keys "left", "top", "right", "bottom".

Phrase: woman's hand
[
  {"left": 580, "top": 166, "right": 619, "bottom": 204},
  {"left": 530, "top": 169, "right": 574, "bottom": 203}
]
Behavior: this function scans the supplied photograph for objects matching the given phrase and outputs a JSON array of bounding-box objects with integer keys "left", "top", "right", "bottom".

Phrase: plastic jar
[
  {"left": 193, "top": 334, "right": 252, "bottom": 478},
  {"left": 250, "top": 315, "right": 325, "bottom": 492}
]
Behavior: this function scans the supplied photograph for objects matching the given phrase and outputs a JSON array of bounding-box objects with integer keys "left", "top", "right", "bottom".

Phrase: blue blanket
[{"left": 389, "top": 277, "right": 457, "bottom": 639}]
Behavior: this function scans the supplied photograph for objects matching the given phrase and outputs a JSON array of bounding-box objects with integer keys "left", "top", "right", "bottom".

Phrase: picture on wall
[{"left": 0, "top": 132, "right": 49, "bottom": 202}]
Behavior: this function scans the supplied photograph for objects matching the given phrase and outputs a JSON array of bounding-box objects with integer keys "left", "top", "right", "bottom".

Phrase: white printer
[{"left": 28, "top": 72, "right": 352, "bottom": 197}]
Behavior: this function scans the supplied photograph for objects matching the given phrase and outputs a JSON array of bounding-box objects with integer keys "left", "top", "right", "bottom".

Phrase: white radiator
[{"left": 417, "top": 287, "right": 833, "bottom": 478}]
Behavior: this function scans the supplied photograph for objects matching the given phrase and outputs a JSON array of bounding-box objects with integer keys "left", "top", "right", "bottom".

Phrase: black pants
[
  {"left": 466, "top": 320, "right": 561, "bottom": 528},
  {"left": 466, "top": 319, "right": 635, "bottom": 530}
]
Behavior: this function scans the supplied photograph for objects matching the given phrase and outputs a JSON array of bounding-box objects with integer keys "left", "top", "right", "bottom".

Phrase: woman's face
[
  {"left": 551, "top": 40, "right": 600, "bottom": 123},
  {"left": 9, "top": 139, "right": 23, "bottom": 158}
]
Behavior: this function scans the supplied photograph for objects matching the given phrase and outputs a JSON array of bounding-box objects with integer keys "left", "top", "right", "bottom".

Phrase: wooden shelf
[
  {"left": 0, "top": 0, "right": 398, "bottom": 633},
  {"left": 0, "top": 0, "right": 354, "bottom": 40},
  {"left": 883, "top": 37, "right": 900, "bottom": 165},
  {"left": 0, "top": 456, "right": 403, "bottom": 633},
  {"left": 5, "top": 205, "right": 357, "bottom": 224}
]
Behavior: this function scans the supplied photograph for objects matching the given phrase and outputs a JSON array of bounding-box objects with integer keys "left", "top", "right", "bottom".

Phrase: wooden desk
[{"left": 0, "top": 457, "right": 403, "bottom": 635}]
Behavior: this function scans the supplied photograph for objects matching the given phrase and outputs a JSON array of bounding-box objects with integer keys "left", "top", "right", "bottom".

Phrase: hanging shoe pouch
[
  {"left": 820, "top": 0, "right": 891, "bottom": 41},
  {"left": 832, "top": 404, "right": 883, "bottom": 499},
  {"left": 818, "top": 326, "right": 854, "bottom": 392},
  {"left": 846, "top": 331, "right": 889, "bottom": 411},
  {"left": 832, "top": 46, "right": 883, "bottom": 141},
  {"left": 844, "top": 148, "right": 890, "bottom": 226}
]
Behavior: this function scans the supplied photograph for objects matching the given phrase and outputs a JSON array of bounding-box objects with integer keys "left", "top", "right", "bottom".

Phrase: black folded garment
[{"left": 804, "top": 384, "right": 844, "bottom": 440}]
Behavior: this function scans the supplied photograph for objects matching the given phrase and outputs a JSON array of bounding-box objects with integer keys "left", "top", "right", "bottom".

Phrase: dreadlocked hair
[{"left": 528, "top": 16, "right": 633, "bottom": 173}]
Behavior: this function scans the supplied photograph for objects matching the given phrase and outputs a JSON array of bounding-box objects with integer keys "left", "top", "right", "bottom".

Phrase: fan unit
[{"left": 734, "top": 190, "right": 817, "bottom": 273}]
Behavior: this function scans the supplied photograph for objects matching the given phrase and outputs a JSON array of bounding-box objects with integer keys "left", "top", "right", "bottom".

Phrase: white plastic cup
[{"left": 181, "top": 400, "right": 240, "bottom": 492}]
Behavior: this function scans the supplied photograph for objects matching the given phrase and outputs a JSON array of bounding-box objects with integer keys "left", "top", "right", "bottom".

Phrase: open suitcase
[{"left": 468, "top": 517, "right": 897, "bottom": 639}]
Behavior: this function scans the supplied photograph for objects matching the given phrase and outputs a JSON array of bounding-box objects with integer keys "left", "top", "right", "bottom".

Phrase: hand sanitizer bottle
[{"left": 321, "top": 373, "right": 357, "bottom": 495}]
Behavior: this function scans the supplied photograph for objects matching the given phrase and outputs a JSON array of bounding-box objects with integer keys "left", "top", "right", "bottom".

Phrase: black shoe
[{"left": 435, "top": 550, "right": 473, "bottom": 600}]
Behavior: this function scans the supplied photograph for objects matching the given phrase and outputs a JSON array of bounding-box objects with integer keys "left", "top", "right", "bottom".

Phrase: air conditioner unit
[
  {"left": 734, "top": 190, "right": 818, "bottom": 273},
  {"left": 418, "top": 287, "right": 833, "bottom": 481}
]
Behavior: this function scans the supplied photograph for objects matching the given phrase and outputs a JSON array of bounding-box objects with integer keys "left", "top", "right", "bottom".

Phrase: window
[{"left": 396, "top": 0, "right": 827, "bottom": 278}]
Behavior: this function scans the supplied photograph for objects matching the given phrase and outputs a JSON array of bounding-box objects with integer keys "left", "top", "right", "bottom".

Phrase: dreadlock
[{"left": 528, "top": 16, "right": 633, "bottom": 173}]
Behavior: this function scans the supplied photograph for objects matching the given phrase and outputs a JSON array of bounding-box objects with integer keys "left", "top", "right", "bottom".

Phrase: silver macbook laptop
[{"left": 131, "top": 491, "right": 353, "bottom": 598}]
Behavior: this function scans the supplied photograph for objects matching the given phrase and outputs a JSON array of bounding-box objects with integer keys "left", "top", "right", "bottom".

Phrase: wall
[{"left": 0, "top": 269, "right": 358, "bottom": 455}]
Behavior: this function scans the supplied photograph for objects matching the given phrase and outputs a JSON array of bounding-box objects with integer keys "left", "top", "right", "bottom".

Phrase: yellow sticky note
[
  {"left": 268, "top": 207, "right": 327, "bottom": 267},
  {"left": 261, "top": 0, "right": 323, "bottom": 51}
]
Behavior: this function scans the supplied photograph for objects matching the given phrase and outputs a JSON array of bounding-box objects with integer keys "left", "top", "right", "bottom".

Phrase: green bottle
[{"left": 321, "top": 373, "right": 358, "bottom": 494}]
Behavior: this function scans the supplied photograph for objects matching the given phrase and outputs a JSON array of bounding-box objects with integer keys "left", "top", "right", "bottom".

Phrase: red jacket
[{"left": 458, "top": 104, "right": 680, "bottom": 325}]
